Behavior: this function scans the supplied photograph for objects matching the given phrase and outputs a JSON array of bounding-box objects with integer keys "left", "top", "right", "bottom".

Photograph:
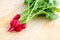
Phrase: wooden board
[{"left": 0, "top": 0, "right": 60, "bottom": 40}]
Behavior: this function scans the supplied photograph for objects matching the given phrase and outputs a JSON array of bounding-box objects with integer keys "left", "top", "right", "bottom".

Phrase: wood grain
[{"left": 0, "top": 0, "right": 60, "bottom": 40}]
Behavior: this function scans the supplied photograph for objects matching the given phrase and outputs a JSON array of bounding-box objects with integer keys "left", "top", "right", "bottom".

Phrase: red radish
[
  {"left": 15, "top": 23, "right": 26, "bottom": 32},
  {"left": 8, "top": 26, "right": 14, "bottom": 32},
  {"left": 21, "top": 23, "right": 26, "bottom": 29},
  {"left": 10, "top": 20, "right": 14, "bottom": 26},
  {"left": 13, "top": 14, "right": 20, "bottom": 20},
  {"left": 15, "top": 26, "right": 22, "bottom": 32},
  {"left": 8, "top": 14, "right": 27, "bottom": 32},
  {"left": 13, "top": 20, "right": 20, "bottom": 28}
]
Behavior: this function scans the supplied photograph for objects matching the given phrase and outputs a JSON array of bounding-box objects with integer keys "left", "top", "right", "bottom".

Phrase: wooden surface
[{"left": 0, "top": 0, "right": 60, "bottom": 40}]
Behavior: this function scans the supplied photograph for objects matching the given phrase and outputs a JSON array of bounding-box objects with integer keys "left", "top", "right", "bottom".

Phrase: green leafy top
[{"left": 20, "top": 0, "right": 60, "bottom": 24}]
